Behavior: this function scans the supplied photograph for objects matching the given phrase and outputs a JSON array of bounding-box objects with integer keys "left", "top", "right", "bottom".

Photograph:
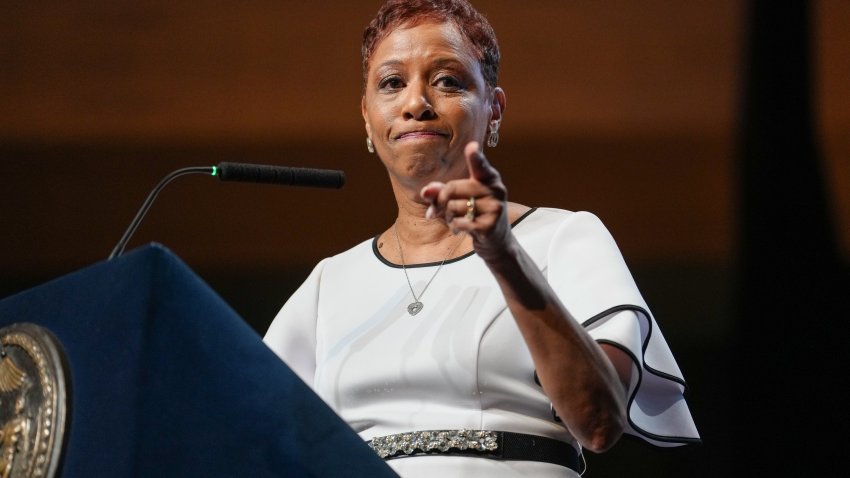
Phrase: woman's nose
[{"left": 401, "top": 80, "right": 435, "bottom": 121}]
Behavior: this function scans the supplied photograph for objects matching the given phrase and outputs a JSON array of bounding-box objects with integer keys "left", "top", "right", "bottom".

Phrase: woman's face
[{"left": 362, "top": 21, "right": 504, "bottom": 188}]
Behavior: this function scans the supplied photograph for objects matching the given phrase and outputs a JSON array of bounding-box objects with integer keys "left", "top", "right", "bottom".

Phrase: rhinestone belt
[{"left": 366, "top": 429, "right": 579, "bottom": 471}]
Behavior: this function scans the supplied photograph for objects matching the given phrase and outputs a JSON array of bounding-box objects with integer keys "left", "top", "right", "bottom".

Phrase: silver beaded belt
[{"left": 366, "top": 429, "right": 579, "bottom": 471}]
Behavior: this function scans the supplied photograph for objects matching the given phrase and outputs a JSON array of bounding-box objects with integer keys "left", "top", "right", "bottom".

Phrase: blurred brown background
[{"left": 2, "top": 1, "right": 848, "bottom": 477}]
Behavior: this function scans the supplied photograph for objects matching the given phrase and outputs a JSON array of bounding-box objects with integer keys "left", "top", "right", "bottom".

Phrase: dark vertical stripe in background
[{"left": 737, "top": 1, "right": 848, "bottom": 474}]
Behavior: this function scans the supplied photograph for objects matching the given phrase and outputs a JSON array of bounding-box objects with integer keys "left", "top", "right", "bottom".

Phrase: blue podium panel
[{"left": 0, "top": 244, "right": 397, "bottom": 478}]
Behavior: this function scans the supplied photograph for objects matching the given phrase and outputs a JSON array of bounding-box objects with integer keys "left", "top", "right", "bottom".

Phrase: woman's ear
[
  {"left": 489, "top": 86, "right": 506, "bottom": 126},
  {"left": 361, "top": 96, "right": 373, "bottom": 139}
]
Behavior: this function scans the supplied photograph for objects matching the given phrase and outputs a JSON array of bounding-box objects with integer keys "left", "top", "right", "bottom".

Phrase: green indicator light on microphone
[{"left": 211, "top": 165, "right": 218, "bottom": 176}]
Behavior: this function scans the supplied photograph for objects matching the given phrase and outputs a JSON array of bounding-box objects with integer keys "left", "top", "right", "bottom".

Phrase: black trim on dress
[{"left": 372, "top": 207, "right": 539, "bottom": 269}]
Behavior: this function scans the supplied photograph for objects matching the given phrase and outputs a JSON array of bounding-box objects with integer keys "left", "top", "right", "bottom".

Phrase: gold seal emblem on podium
[{"left": 0, "top": 323, "right": 70, "bottom": 478}]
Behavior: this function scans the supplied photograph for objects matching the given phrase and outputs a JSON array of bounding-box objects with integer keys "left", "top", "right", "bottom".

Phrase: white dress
[{"left": 264, "top": 208, "right": 700, "bottom": 477}]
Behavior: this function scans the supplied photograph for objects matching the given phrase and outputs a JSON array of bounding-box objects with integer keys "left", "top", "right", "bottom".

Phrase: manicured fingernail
[
  {"left": 425, "top": 205, "right": 434, "bottom": 219},
  {"left": 421, "top": 182, "right": 441, "bottom": 198}
]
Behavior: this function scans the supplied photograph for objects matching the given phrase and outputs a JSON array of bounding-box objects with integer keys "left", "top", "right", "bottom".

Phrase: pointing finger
[{"left": 465, "top": 141, "right": 500, "bottom": 186}]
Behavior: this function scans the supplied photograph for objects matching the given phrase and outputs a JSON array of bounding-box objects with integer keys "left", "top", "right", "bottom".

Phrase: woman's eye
[
  {"left": 378, "top": 76, "right": 404, "bottom": 90},
  {"left": 435, "top": 76, "right": 462, "bottom": 90}
]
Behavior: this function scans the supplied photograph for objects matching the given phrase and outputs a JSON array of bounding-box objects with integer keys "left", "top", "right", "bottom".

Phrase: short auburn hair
[{"left": 361, "top": 0, "right": 501, "bottom": 89}]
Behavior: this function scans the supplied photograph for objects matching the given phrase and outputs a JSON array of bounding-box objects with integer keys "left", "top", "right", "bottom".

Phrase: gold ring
[{"left": 465, "top": 197, "right": 476, "bottom": 221}]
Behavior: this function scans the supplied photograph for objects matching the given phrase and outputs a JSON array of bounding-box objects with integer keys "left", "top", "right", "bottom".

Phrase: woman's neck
[
  {"left": 373, "top": 188, "right": 469, "bottom": 264},
  {"left": 389, "top": 211, "right": 469, "bottom": 264},
  {"left": 379, "top": 179, "right": 531, "bottom": 264}
]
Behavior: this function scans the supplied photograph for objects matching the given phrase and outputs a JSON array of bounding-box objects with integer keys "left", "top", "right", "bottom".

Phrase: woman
[{"left": 264, "top": 1, "right": 699, "bottom": 476}]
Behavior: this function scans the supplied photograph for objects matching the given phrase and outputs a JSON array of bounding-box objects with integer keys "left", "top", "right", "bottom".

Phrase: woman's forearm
[{"left": 483, "top": 234, "right": 628, "bottom": 452}]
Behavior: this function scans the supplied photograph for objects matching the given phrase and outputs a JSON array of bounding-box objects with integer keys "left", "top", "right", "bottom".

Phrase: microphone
[
  {"left": 107, "top": 162, "right": 345, "bottom": 260},
  {"left": 216, "top": 162, "right": 345, "bottom": 189}
]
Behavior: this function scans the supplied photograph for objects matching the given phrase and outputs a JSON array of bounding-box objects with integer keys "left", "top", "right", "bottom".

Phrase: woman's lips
[{"left": 395, "top": 130, "right": 447, "bottom": 141}]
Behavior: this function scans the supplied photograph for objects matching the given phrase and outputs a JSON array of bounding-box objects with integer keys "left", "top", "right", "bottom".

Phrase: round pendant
[{"left": 407, "top": 301, "right": 423, "bottom": 316}]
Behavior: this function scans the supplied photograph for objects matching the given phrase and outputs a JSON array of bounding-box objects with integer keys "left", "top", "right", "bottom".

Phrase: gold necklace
[{"left": 393, "top": 223, "right": 465, "bottom": 316}]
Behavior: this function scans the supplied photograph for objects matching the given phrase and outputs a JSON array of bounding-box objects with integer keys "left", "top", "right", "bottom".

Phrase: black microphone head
[{"left": 217, "top": 162, "right": 344, "bottom": 189}]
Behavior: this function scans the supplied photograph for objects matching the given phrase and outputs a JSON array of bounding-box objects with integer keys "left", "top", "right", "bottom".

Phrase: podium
[{"left": 0, "top": 244, "right": 398, "bottom": 477}]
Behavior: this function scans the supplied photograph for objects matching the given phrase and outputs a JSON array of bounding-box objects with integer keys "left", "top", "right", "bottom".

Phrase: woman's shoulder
[
  {"left": 315, "top": 235, "right": 383, "bottom": 273},
  {"left": 513, "top": 208, "right": 618, "bottom": 258},
  {"left": 327, "top": 235, "right": 374, "bottom": 258},
  {"left": 514, "top": 207, "right": 608, "bottom": 231}
]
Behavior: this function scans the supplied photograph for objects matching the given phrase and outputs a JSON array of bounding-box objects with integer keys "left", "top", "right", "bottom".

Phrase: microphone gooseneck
[
  {"left": 108, "top": 166, "right": 213, "bottom": 260},
  {"left": 108, "top": 162, "right": 346, "bottom": 260}
]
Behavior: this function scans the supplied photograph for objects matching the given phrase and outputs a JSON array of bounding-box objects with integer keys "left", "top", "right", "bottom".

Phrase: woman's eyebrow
[
  {"left": 431, "top": 57, "right": 467, "bottom": 67},
  {"left": 375, "top": 59, "right": 404, "bottom": 71}
]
